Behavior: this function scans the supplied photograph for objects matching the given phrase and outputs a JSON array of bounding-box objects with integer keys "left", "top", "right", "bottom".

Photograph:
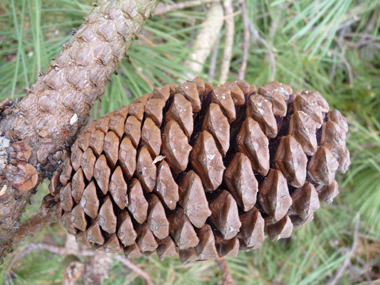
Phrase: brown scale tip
[
  {"left": 70, "top": 204, "right": 87, "bottom": 232},
  {"left": 258, "top": 81, "right": 290, "bottom": 117},
  {"left": 246, "top": 95, "right": 277, "bottom": 138},
  {"left": 327, "top": 109, "right": 348, "bottom": 133},
  {"left": 103, "top": 131, "right": 120, "bottom": 169},
  {"left": 61, "top": 211, "right": 77, "bottom": 235},
  {"left": 71, "top": 168, "right": 85, "bottom": 203},
  {"left": 215, "top": 234, "right": 239, "bottom": 258},
  {"left": 290, "top": 182, "right": 320, "bottom": 220},
  {"left": 155, "top": 160, "right": 179, "bottom": 210},
  {"left": 80, "top": 181, "right": 99, "bottom": 219},
  {"left": 118, "top": 137, "right": 136, "bottom": 180},
  {"left": 109, "top": 166, "right": 128, "bottom": 210},
  {"left": 221, "top": 81, "right": 245, "bottom": 106},
  {"left": 176, "top": 81, "right": 201, "bottom": 112},
  {"left": 190, "top": 76, "right": 206, "bottom": 95},
  {"left": 259, "top": 169, "right": 292, "bottom": 221},
  {"left": 81, "top": 148, "right": 96, "bottom": 181},
  {"left": 209, "top": 190, "right": 241, "bottom": 240},
  {"left": 212, "top": 87, "right": 236, "bottom": 122},
  {"left": 136, "top": 222, "right": 158, "bottom": 253},
  {"left": 141, "top": 117, "right": 161, "bottom": 157},
  {"left": 117, "top": 210, "right": 137, "bottom": 247},
  {"left": 124, "top": 115, "right": 141, "bottom": 148},
  {"left": 202, "top": 103, "right": 230, "bottom": 156},
  {"left": 98, "top": 195, "right": 117, "bottom": 234},
  {"left": 236, "top": 79, "right": 250, "bottom": 95},
  {"left": 289, "top": 111, "right": 318, "bottom": 156},
  {"left": 76, "top": 231, "right": 91, "bottom": 248},
  {"left": 48, "top": 170, "right": 61, "bottom": 196},
  {"left": 109, "top": 114, "right": 125, "bottom": 138},
  {"left": 162, "top": 120, "right": 192, "bottom": 173},
  {"left": 124, "top": 243, "right": 142, "bottom": 258},
  {"left": 179, "top": 247, "right": 197, "bottom": 263},
  {"left": 128, "top": 102, "right": 145, "bottom": 121},
  {"left": 301, "top": 90, "right": 329, "bottom": 113},
  {"left": 224, "top": 152, "right": 258, "bottom": 212},
  {"left": 104, "top": 233, "right": 123, "bottom": 253},
  {"left": 316, "top": 180, "right": 339, "bottom": 204},
  {"left": 59, "top": 159, "right": 72, "bottom": 186},
  {"left": 165, "top": 93, "right": 194, "bottom": 137},
  {"left": 238, "top": 207, "right": 265, "bottom": 248},
  {"left": 127, "top": 179, "right": 148, "bottom": 224},
  {"left": 274, "top": 135, "right": 308, "bottom": 188},
  {"left": 293, "top": 93, "right": 323, "bottom": 128},
  {"left": 195, "top": 224, "right": 219, "bottom": 260},
  {"left": 237, "top": 117, "right": 270, "bottom": 176},
  {"left": 308, "top": 146, "right": 339, "bottom": 186},
  {"left": 178, "top": 171, "right": 211, "bottom": 228},
  {"left": 145, "top": 98, "right": 165, "bottom": 126},
  {"left": 265, "top": 215, "right": 293, "bottom": 242},
  {"left": 134, "top": 93, "right": 152, "bottom": 105},
  {"left": 169, "top": 207, "right": 199, "bottom": 250},
  {"left": 136, "top": 147, "right": 156, "bottom": 193},
  {"left": 147, "top": 194, "right": 170, "bottom": 240},
  {"left": 87, "top": 221, "right": 104, "bottom": 245},
  {"left": 289, "top": 213, "right": 314, "bottom": 230},
  {"left": 153, "top": 84, "right": 171, "bottom": 101},
  {"left": 190, "top": 131, "right": 225, "bottom": 191},
  {"left": 60, "top": 183, "right": 74, "bottom": 212},
  {"left": 157, "top": 236, "right": 178, "bottom": 261}
]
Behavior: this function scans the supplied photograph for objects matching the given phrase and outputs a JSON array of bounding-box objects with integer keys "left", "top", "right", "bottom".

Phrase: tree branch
[
  {"left": 248, "top": 21, "right": 276, "bottom": 81},
  {"left": 154, "top": 0, "right": 220, "bottom": 15},
  {"left": 219, "top": 0, "right": 235, "bottom": 84},
  {"left": 0, "top": 0, "right": 159, "bottom": 260},
  {"left": 238, "top": 0, "right": 249, "bottom": 80},
  {"left": 183, "top": 2, "right": 224, "bottom": 78},
  {"left": 115, "top": 255, "right": 155, "bottom": 285},
  {"left": 216, "top": 258, "right": 235, "bottom": 285}
]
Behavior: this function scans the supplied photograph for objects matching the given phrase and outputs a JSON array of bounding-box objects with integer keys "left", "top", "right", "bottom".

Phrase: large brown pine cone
[{"left": 49, "top": 77, "right": 350, "bottom": 262}]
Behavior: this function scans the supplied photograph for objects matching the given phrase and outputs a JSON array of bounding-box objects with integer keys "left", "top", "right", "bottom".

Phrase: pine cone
[{"left": 49, "top": 77, "right": 350, "bottom": 262}]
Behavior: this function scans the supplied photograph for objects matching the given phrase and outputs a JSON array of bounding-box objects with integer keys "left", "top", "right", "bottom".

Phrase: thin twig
[
  {"left": 328, "top": 50, "right": 353, "bottom": 88},
  {"left": 9, "top": 203, "right": 59, "bottom": 250},
  {"left": 137, "top": 34, "right": 173, "bottom": 60},
  {"left": 216, "top": 258, "right": 235, "bottom": 285},
  {"left": 208, "top": 37, "right": 220, "bottom": 80},
  {"left": 330, "top": 27, "right": 347, "bottom": 82},
  {"left": 200, "top": 10, "right": 241, "bottom": 27},
  {"left": 128, "top": 57, "right": 154, "bottom": 90},
  {"left": 115, "top": 255, "right": 155, "bottom": 285},
  {"left": 183, "top": 2, "right": 224, "bottom": 78},
  {"left": 11, "top": 243, "right": 94, "bottom": 265},
  {"left": 5, "top": 241, "right": 94, "bottom": 282},
  {"left": 219, "top": 0, "right": 234, "bottom": 84},
  {"left": 326, "top": 215, "right": 360, "bottom": 285},
  {"left": 248, "top": 21, "right": 276, "bottom": 81},
  {"left": 154, "top": 0, "right": 219, "bottom": 15},
  {"left": 344, "top": 33, "right": 380, "bottom": 40},
  {"left": 238, "top": 0, "right": 249, "bottom": 80}
]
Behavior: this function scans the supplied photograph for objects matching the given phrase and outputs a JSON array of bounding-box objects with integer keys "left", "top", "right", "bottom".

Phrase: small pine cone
[{"left": 51, "top": 77, "right": 350, "bottom": 262}]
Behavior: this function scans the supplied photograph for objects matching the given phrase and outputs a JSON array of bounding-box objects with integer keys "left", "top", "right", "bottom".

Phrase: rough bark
[{"left": 0, "top": 0, "right": 158, "bottom": 260}]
